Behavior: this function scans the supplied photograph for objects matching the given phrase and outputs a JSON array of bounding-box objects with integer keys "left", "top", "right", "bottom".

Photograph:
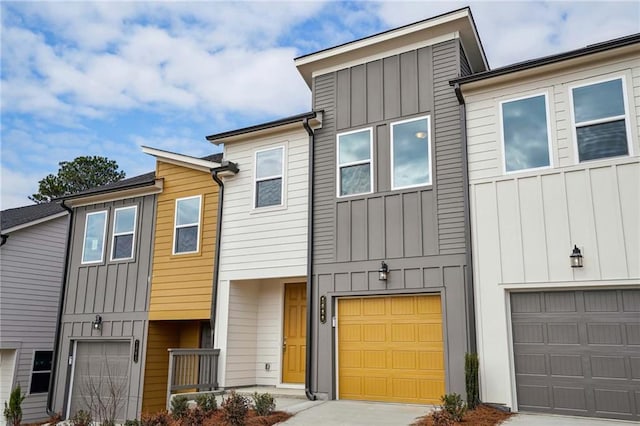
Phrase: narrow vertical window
[
  {"left": 111, "top": 206, "right": 137, "bottom": 260},
  {"left": 337, "top": 128, "right": 373, "bottom": 196},
  {"left": 571, "top": 77, "right": 630, "bottom": 162},
  {"left": 391, "top": 116, "right": 431, "bottom": 189},
  {"left": 29, "top": 350, "right": 53, "bottom": 394},
  {"left": 255, "top": 147, "right": 284, "bottom": 208},
  {"left": 82, "top": 211, "right": 107, "bottom": 264},
  {"left": 174, "top": 195, "right": 201, "bottom": 254},
  {"left": 500, "top": 94, "right": 552, "bottom": 172}
]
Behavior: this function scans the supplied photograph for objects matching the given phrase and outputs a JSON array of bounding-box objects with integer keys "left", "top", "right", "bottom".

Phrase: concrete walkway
[{"left": 502, "top": 412, "right": 637, "bottom": 425}]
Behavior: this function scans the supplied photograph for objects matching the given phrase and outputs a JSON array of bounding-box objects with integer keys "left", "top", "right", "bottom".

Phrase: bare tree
[{"left": 80, "top": 357, "right": 128, "bottom": 425}]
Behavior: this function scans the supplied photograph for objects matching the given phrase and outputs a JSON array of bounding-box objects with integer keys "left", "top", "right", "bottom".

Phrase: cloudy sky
[{"left": 1, "top": 0, "right": 638, "bottom": 209}]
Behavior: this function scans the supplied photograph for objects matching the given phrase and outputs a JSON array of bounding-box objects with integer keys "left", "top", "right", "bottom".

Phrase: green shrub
[
  {"left": 221, "top": 390, "right": 249, "bottom": 426},
  {"left": 3, "top": 385, "right": 25, "bottom": 426},
  {"left": 440, "top": 393, "right": 466, "bottom": 422},
  {"left": 124, "top": 420, "right": 142, "bottom": 426},
  {"left": 252, "top": 392, "right": 275, "bottom": 416},
  {"left": 195, "top": 393, "right": 218, "bottom": 414},
  {"left": 465, "top": 352, "right": 480, "bottom": 409},
  {"left": 70, "top": 409, "right": 93, "bottom": 426},
  {"left": 170, "top": 395, "right": 189, "bottom": 419},
  {"left": 140, "top": 411, "right": 172, "bottom": 426}
]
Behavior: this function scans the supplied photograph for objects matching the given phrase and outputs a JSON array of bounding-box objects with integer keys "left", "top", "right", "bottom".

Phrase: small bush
[
  {"left": 170, "top": 395, "right": 189, "bottom": 419},
  {"left": 179, "top": 406, "right": 206, "bottom": 426},
  {"left": 221, "top": 390, "right": 249, "bottom": 426},
  {"left": 124, "top": 420, "right": 142, "bottom": 426},
  {"left": 465, "top": 352, "right": 480, "bottom": 409},
  {"left": 252, "top": 392, "right": 275, "bottom": 417},
  {"left": 440, "top": 393, "right": 466, "bottom": 422},
  {"left": 195, "top": 393, "right": 218, "bottom": 414},
  {"left": 70, "top": 409, "right": 93, "bottom": 426},
  {"left": 3, "top": 385, "right": 26, "bottom": 426},
  {"left": 140, "top": 410, "right": 172, "bottom": 426},
  {"left": 431, "top": 409, "right": 455, "bottom": 426}
]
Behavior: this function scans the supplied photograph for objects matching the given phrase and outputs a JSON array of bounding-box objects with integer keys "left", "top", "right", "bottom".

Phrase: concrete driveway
[{"left": 502, "top": 412, "right": 636, "bottom": 425}]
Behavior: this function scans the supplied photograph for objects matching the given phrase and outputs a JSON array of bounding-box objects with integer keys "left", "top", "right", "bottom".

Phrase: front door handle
[{"left": 283, "top": 338, "right": 287, "bottom": 351}]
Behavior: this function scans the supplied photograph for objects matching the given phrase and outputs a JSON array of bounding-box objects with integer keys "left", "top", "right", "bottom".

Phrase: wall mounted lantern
[
  {"left": 92, "top": 315, "right": 103, "bottom": 331},
  {"left": 570, "top": 245, "right": 583, "bottom": 268},
  {"left": 378, "top": 261, "right": 389, "bottom": 281}
]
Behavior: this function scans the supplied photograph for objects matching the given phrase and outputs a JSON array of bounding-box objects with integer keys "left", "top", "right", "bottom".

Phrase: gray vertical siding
[
  {"left": 51, "top": 194, "right": 156, "bottom": 420},
  {"left": 0, "top": 215, "right": 68, "bottom": 423},
  {"left": 310, "top": 39, "right": 471, "bottom": 399}
]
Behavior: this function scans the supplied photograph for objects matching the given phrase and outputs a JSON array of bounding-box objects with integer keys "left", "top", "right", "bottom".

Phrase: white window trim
[
  {"left": 253, "top": 145, "right": 286, "bottom": 209},
  {"left": 336, "top": 127, "right": 374, "bottom": 198},
  {"left": 499, "top": 92, "right": 554, "bottom": 175},
  {"left": 81, "top": 210, "right": 107, "bottom": 264},
  {"left": 28, "top": 349, "right": 52, "bottom": 395},
  {"left": 569, "top": 75, "right": 633, "bottom": 163},
  {"left": 110, "top": 205, "right": 137, "bottom": 261},
  {"left": 172, "top": 195, "right": 202, "bottom": 255},
  {"left": 390, "top": 115, "right": 433, "bottom": 190}
]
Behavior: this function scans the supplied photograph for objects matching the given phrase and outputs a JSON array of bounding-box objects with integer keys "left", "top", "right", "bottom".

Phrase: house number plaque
[{"left": 320, "top": 295, "right": 327, "bottom": 323}]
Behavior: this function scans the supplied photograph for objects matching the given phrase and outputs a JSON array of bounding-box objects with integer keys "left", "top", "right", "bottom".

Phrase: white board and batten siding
[
  {"left": 215, "top": 127, "right": 309, "bottom": 388},
  {"left": 464, "top": 54, "right": 640, "bottom": 409},
  {"left": 0, "top": 215, "right": 68, "bottom": 424}
]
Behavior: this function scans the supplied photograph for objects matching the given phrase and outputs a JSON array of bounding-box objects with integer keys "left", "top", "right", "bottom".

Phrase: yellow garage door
[{"left": 338, "top": 295, "right": 445, "bottom": 404}]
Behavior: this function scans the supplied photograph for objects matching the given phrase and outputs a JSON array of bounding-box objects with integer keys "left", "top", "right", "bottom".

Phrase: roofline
[
  {"left": 206, "top": 111, "right": 322, "bottom": 145},
  {"left": 141, "top": 146, "right": 222, "bottom": 172},
  {"left": 60, "top": 175, "right": 162, "bottom": 207},
  {"left": 2, "top": 211, "right": 68, "bottom": 234},
  {"left": 452, "top": 32, "right": 640, "bottom": 86}
]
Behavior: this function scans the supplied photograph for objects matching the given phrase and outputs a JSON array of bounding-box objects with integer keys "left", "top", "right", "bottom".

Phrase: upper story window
[
  {"left": 500, "top": 94, "right": 552, "bottom": 172},
  {"left": 337, "top": 128, "right": 373, "bottom": 197},
  {"left": 111, "top": 206, "right": 137, "bottom": 261},
  {"left": 255, "top": 147, "right": 284, "bottom": 208},
  {"left": 82, "top": 211, "right": 107, "bottom": 264},
  {"left": 29, "top": 350, "right": 53, "bottom": 394},
  {"left": 391, "top": 116, "right": 431, "bottom": 189},
  {"left": 571, "top": 77, "right": 630, "bottom": 162},
  {"left": 174, "top": 195, "right": 201, "bottom": 254}
]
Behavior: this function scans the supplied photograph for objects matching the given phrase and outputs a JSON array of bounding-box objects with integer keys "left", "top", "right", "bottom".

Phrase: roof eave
[
  {"left": 1, "top": 211, "right": 69, "bottom": 234},
  {"left": 142, "top": 146, "right": 222, "bottom": 172},
  {"left": 63, "top": 178, "right": 164, "bottom": 208}
]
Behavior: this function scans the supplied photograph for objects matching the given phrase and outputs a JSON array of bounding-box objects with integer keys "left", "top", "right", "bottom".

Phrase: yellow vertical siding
[{"left": 149, "top": 161, "right": 219, "bottom": 320}]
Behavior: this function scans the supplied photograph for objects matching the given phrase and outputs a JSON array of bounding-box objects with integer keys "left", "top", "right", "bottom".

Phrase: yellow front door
[
  {"left": 282, "top": 282, "right": 306, "bottom": 384},
  {"left": 338, "top": 295, "right": 445, "bottom": 404}
]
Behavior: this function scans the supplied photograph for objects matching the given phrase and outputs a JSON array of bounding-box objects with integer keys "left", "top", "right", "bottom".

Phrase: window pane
[
  {"left": 340, "top": 164, "right": 370, "bottom": 196},
  {"left": 502, "top": 96, "right": 551, "bottom": 172},
  {"left": 114, "top": 207, "right": 135, "bottom": 234},
  {"left": 256, "top": 178, "right": 282, "bottom": 208},
  {"left": 83, "top": 212, "right": 106, "bottom": 263},
  {"left": 392, "top": 118, "right": 430, "bottom": 187},
  {"left": 339, "top": 130, "right": 370, "bottom": 164},
  {"left": 176, "top": 198, "right": 200, "bottom": 225},
  {"left": 577, "top": 120, "right": 628, "bottom": 161},
  {"left": 256, "top": 148, "right": 283, "bottom": 179},
  {"left": 33, "top": 351, "right": 53, "bottom": 372},
  {"left": 113, "top": 234, "right": 134, "bottom": 259},
  {"left": 175, "top": 226, "right": 198, "bottom": 253},
  {"left": 573, "top": 79, "right": 625, "bottom": 123},
  {"left": 30, "top": 372, "right": 50, "bottom": 394}
]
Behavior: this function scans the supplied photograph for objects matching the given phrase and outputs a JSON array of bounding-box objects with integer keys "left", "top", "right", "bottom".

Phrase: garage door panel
[
  {"left": 517, "top": 384, "right": 550, "bottom": 409},
  {"left": 622, "top": 290, "right": 640, "bottom": 311},
  {"left": 550, "top": 355, "right": 583, "bottom": 376},
  {"left": 363, "top": 350, "right": 385, "bottom": 368},
  {"left": 418, "top": 351, "right": 444, "bottom": 370},
  {"left": 584, "top": 290, "right": 619, "bottom": 312},
  {"left": 627, "top": 324, "right": 640, "bottom": 344},
  {"left": 594, "top": 389, "right": 631, "bottom": 415},
  {"left": 587, "top": 324, "right": 622, "bottom": 344},
  {"left": 544, "top": 291, "right": 577, "bottom": 312},
  {"left": 548, "top": 323, "right": 580, "bottom": 343},
  {"left": 553, "top": 386, "right": 586, "bottom": 410},
  {"left": 391, "top": 324, "right": 415, "bottom": 342},
  {"left": 363, "top": 324, "right": 386, "bottom": 341},
  {"left": 513, "top": 323, "right": 544, "bottom": 343},
  {"left": 630, "top": 357, "right": 640, "bottom": 378}
]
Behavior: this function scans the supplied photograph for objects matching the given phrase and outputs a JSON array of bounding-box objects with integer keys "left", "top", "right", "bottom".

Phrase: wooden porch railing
[{"left": 166, "top": 348, "right": 220, "bottom": 409}]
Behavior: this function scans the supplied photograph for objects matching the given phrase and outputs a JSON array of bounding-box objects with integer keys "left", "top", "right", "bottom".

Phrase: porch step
[{"left": 227, "top": 386, "right": 308, "bottom": 400}]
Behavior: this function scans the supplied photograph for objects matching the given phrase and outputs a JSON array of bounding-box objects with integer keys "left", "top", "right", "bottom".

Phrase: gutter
[
  {"left": 47, "top": 201, "right": 73, "bottom": 416},
  {"left": 302, "top": 116, "right": 317, "bottom": 401},
  {"left": 209, "top": 161, "right": 239, "bottom": 354}
]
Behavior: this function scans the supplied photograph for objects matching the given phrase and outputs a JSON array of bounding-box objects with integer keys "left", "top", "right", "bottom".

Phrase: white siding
[
  {"left": 0, "top": 349, "right": 17, "bottom": 426},
  {"left": 465, "top": 51, "right": 640, "bottom": 410},
  {"left": 0, "top": 215, "right": 68, "bottom": 423}
]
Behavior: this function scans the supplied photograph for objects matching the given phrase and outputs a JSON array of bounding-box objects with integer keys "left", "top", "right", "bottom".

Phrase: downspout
[
  {"left": 453, "top": 82, "right": 477, "bottom": 353},
  {"left": 302, "top": 116, "right": 317, "bottom": 401},
  {"left": 0, "top": 234, "right": 8, "bottom": 246},
  {"left": 47, "top": 200, "right": 73, "bottom": 415}
]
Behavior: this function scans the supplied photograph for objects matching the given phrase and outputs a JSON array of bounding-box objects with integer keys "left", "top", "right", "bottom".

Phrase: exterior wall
[
  {"left": 310, "top": 38, "right": 473, "bottom": 399},
  {"left": 464, "top": 51, "right": 640, "bottom": 409},
  {"left": 0, "top": 216, "right": 68, "bottom": 424},
  {"left": 51, "top": 195, "right": 156, "bottom": 420},
  {"left": 149, "top": 161, "right": 219, "bottom": 320}
]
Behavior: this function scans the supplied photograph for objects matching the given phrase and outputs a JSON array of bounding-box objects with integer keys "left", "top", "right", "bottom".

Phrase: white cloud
[{"left": 0, "top": 167, "right": 41, "bottom": 209}]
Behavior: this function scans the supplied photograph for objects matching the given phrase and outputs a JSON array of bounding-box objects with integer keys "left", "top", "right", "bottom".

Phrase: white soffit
[{"left": 141, "top": 146, "right": 221, "bottom": 172}]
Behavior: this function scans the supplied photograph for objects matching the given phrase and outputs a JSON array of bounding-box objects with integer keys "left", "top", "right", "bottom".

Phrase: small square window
[
  {"left": 337, "top": 128, "right": 373, "bottom": 196},
  {"left": 29, "top": 351, "right": 53, "bottom": 394},
  {"left": 255, "top": 147, "right": 284, "bottom": 208},
  {"left": 173, "top": 196, "right": 201, "bottom": 254}
]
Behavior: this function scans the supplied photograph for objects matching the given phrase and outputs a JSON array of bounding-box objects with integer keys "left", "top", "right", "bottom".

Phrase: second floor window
[
  {"left": 111, "top": 206, "right": 137, "bottom": 260},
  {"left": 572, "top": 77, "right": 629, "bottom": 162},
  {"left": 255, "top": 147, "right": 284, "bottom": 208},
  {"left": 174, "top": 195, "right": 201, "bottom": 254},
  {"left": 337, "top": 128, "right": 373, "bottom": 197},
  {"left": 391, "top": 116, "right": 431, "bottom": 188},
  {"left": 82, "top": 211, "right": 107, "bottom": 264}
]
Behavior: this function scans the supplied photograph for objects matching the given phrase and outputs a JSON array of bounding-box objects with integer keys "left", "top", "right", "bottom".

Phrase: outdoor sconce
[
  {"left": 570, "top": 245, "right": 583, "bottom": 268},
  {"left": 92, "top": 315, "right": 103, "bottom": 331},
  {"left": 378, "top": 261, "right": 389, "bottom": 281}
]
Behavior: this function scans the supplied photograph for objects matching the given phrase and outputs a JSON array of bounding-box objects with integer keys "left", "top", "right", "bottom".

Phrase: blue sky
[{"left": 1, "top": 0, "right": 639, "bottom": 208}]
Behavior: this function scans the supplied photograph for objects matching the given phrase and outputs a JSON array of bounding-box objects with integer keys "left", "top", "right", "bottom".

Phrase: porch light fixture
[
  {"left": 378, "top": 261, "right": 389, "bottom": 281},
  {"left": 92, "top": 315, "right": 103, "bottom": 331},
  {"left": 570, "top": 245, "right": 583, "bottom": 268}
]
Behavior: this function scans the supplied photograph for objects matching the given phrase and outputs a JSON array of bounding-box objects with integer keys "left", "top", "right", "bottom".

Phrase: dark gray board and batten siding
[
  {"left": 310, "top": 39, "right": 473, "bottom": 399},
  {"left": 51, "top": 195, "right": 156, "bottom": 420}
]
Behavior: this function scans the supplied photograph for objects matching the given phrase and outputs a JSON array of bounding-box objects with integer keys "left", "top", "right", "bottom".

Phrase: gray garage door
[
  {"left": 511, "top": 289, "right": 639, "bottom": 421},
  {"left": 68, "top": 341, "right": 130, "bottom": 421}
]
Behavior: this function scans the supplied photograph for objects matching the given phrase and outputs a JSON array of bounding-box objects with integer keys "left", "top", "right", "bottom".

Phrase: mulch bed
[{"left": 412, "top": 404, "right": 513, "bottom": 426}]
